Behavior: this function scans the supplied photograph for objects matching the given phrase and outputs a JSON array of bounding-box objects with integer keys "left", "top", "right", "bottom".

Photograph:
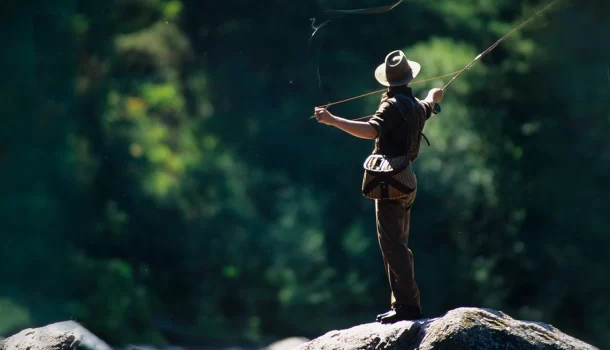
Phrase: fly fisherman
[{"left": 314, "top": 50, "right": 444, "bottom": 324}]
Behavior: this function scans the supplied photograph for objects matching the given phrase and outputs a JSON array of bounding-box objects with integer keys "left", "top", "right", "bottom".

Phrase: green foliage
[{"left": 0, "top": 0, "right": 609, "bottom": 349}]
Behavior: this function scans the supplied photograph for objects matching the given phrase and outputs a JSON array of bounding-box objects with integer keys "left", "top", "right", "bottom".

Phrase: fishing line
[
  {"left": 311, "top": 0, "right": 564, "bottom": 121},
  {"left": 604, "top": 51, "right": 610, "bottom": 87},
  {"left": 309, "top": 70, "right": 462, "bottom": 119},
  {"left": 308, "top": 0, "right": 406, "bottom": 91}
]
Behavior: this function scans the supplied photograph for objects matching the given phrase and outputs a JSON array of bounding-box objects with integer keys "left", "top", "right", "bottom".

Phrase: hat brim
[{"left": 375, "top": 60, "right": 421, "bottom": 87}]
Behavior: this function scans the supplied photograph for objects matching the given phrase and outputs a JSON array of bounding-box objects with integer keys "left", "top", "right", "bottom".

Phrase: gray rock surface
[
  {"left": 0, "top": 321, "right": 112, "bottom": 350},
  {"left": 296, "top": 307, "right": 600, "bottom": 350}
]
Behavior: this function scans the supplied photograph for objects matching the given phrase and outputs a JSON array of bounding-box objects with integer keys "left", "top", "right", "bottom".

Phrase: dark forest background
[{"left": 1, "top": 0, "right": 609, "bottom": 348}]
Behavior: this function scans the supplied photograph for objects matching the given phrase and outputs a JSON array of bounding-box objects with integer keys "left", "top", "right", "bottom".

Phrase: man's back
[{"left": 367, "top": 85, "right": 434, "bottom": 160}]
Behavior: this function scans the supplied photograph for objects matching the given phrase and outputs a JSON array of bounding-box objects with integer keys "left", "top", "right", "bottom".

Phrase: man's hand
[
  {"left": 314, "top": 107, "right": 336, "bottom": 125},
  {"left": 428, "top": 88, "right": 444, "bottom": 103}
]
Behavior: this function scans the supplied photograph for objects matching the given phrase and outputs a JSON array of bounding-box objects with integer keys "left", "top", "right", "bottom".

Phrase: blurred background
[{"left": 0, "top": 0, "right": 609, "bottom": 348}]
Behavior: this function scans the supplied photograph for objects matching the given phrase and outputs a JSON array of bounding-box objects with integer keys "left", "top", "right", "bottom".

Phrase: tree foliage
[{"left": 0, "top": 0, "right": 609, "bottom": 348}]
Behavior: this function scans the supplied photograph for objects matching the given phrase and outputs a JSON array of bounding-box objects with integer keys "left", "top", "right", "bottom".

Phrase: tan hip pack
[{"left": 361, "top": 154, "right": 416, "bottom": 200}]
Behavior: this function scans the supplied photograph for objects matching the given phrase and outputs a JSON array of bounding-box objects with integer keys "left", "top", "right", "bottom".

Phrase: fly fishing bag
[
  {"left": 361, "top": 94, "right": 422, "bottom": 200},
  {"left": 361, "top": 154, "right": 416, "bottom": 200}
]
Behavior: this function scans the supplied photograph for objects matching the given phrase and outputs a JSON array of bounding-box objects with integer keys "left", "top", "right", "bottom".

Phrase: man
[{"left": 314, "top": 49, "right": 444, "bottom": 324}]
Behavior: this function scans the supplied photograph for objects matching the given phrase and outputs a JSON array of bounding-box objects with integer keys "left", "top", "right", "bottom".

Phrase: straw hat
[{"left": 374, "top": 50, "right": 421, "bottom": 86}]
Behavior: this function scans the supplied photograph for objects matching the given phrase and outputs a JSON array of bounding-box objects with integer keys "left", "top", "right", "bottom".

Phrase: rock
[
  {"left": 0, "top": 321, "right": 112, "bottom": 350},
  {"left": 265, "top": 337, "right": 310, "bottom": 350},
  {"left": 296, "top": 307, "right": 600, "bottom": 350}
]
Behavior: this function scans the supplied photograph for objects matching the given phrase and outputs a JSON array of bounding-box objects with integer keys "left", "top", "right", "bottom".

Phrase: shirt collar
[{"left": 387, "top": 85, "right": 414, "bottom": 98}]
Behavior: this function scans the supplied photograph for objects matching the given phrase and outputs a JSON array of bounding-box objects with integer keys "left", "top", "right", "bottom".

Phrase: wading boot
[
  {"left": 378, "top": 304, "right": 422, "bottom": 324},
  {"left": 376, "top": 309, "right": 394, "bottom": 322}
]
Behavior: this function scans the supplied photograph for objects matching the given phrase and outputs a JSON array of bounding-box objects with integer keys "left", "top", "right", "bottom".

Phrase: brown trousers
[{"left": 375, "top": 190, "right": 421, "bottom": 309}]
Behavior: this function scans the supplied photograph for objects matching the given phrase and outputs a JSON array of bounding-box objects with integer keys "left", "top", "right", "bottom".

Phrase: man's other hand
[{"left": 314, "top": 107, "right": 336, "bottom": 125}]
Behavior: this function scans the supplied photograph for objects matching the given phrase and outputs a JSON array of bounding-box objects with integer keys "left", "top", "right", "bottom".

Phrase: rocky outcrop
[
  {"left": 0, "top": 321, "right": 310, "bottom": 350},
  {"left": 296, "top": 307, "right": 599, "bottom": 350},
  {"left": 1, "top": 309, "right": 598, "bottom": 350},
  {"left": 0, "top": 321, "right": 112, "bottom": 350}
]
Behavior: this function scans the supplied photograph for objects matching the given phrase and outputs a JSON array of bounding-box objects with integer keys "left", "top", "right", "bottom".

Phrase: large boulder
[
  {"left": 296, "top": 307, "right": 599, "bottom": 350},
  {"left": 0, "top": 321, "right": 112, "bottom": 350}
]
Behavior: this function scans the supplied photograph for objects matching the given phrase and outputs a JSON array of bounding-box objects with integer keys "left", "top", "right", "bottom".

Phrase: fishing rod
[
  {"left": 442, "top": 0, "right": 560, "bottom": 91},
  {"left": 312, "top": 0, "right": 562, "bottom": 121}
]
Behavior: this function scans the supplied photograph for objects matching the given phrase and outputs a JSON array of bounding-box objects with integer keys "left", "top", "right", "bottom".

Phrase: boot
[
  {"left": 378, "top": 304, "right": 422, "bottom": 324},
  {"left": 375, "top": 309, "right": 394, "bottom": 322}
]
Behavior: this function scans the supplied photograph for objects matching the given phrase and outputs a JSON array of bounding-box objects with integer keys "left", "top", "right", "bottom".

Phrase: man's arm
[
  {"left": 328, "top": 117, "right": 378, "bottom": 139},
  {"left": 314, "top": 107, "right": 377, "bottom": 139}
]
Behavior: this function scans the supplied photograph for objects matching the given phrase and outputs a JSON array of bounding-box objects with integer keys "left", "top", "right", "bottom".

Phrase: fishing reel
[{"left": 433, "top": 103, "right": 441, "bottom": 114}]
